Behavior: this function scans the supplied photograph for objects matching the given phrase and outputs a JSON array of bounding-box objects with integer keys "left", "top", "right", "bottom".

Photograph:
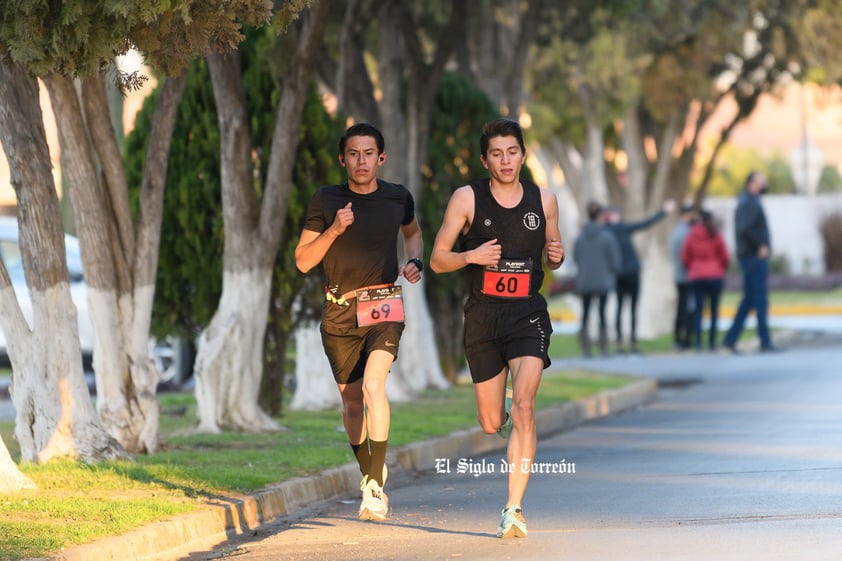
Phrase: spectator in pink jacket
[{"left": 682, "top": 210, "right": 730, "bottom": 351}]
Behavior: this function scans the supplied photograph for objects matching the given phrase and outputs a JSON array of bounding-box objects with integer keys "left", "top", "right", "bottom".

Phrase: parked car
[{"left": 0, "top": 216, "right": 190, "bottom": 384}]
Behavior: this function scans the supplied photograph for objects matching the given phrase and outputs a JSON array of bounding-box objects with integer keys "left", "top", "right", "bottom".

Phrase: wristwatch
[{"left": 407, "top": 257, "right": 424, "bottom": 272}]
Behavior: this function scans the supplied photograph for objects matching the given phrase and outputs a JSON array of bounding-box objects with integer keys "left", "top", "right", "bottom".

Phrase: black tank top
[{"left": 462, "top": 178, "right": 546, "bottom": 304}]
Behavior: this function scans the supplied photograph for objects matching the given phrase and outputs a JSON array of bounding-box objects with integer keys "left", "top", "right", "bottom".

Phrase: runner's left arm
[
  {"left": 399, "top": 217, "right": 424, "bottom": 284},
  {"left": 541, "top": 189, "right": 565, "bottom": 270}
]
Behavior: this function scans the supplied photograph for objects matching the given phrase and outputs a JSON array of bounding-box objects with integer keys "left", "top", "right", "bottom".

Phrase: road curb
[{"left": 43, "top": 376, "right": 657, "bottom": 561}]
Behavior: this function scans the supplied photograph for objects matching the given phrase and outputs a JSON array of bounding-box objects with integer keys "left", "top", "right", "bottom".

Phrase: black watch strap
[{"left": 407, "top": 257, "right": 424, "bottom": 272}]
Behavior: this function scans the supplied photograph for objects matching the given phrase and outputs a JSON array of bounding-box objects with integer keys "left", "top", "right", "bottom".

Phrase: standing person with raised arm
[
  {"left": 430, "top": 118, "right": 565, "bottom": 539},
  {"left": 295, "top": 123, "right": 424, "bottom": 521},
  {"left": 603, "top": 199, "right": 675, "bottom": 353}
]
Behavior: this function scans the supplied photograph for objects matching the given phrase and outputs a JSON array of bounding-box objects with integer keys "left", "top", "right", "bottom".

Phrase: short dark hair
[
  {"left": 339, "top": 123, "right": 385, "bottom": 155},
  {"left": 480, "top": 118, "right": 526, "bottom": 158},
  {"left": 745, "top": 170, "right": 761, "bottom": 188},
  {"left": 586, "top": 201, "right": 603, "bottom": 222}
]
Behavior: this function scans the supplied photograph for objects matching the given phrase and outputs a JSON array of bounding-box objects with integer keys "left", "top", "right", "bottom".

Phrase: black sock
[
  {"left": 350, "top": 442, "right": 370, "bottom": 477},
  {"left": 368, "top": 440, "right": 388, "bottom": 486}
]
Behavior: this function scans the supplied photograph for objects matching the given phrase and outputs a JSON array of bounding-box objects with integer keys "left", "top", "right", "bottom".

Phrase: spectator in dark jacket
[
  {"left": 721, "top": 171, "right": 778, "bottom": 352},
  {"left": 574, "top": 201, "right": 621, "bottom": 357},
  {"left": 682, "top": 210, "right": 730, "bottom": 351},
  {"left": 603, "top": 199, "right": 675, "bottom": 353}
]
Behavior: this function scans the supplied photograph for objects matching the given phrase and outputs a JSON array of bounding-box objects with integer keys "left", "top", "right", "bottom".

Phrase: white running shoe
[
  {"left": 358, "top": 464, "right": 389, "bottom": 518},
  {"left": 359, "top": 478, "right": 389, "bottom": 521}
]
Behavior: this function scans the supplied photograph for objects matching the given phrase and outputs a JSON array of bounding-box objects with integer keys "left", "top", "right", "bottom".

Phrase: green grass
[
  {"left": 0, "top": 461, "right": 197, "bottom": 560},
  {"left": 0, "top": 370, "right": 626, "bottom": 560}
]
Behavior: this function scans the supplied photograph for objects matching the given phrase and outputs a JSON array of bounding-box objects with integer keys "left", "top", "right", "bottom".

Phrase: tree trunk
[
  {"left": 393, "top": 280, "right": 449, "bottom": 392},
  {"left": 0, "top": 436, "right": 35, "bottom": 494},
  {"left": 289, "top": 324, "right": 339, "bottom": 411},
  {"left": 0, "top": 59, "right": 128, "bottom": 463},
  {"left": 620, "top": 103, "right": 683, "bottom": 339},
  {"left": 637, "top": 240, "right": 675, "bottom": 339},
  {"left": 334, "top": 0, "right": 380, "bottom": 123},
  {"left": 621, "top": 105, "right": 647, "bottom": 217},
  {"left": 121, "top": 72, "right": 188, "bottom": 451},
  {"left": 578, "top": 89, "right": 610, "bottom": 205},
  {"left": 373, "top": 1, "right": 462, "bottom": 396},
  {"left": 45, "top": 71, "right": 186, "bottom": 454},
  {"left": 534, "top": 145, "right": 581, "bottom": 248},
  {"left": 468, "top": 0, "right": 521, "bottom": 110},
  {"left": 502, "top": 0, "right": 542, "bottom": 116},
  {"left": 194, "top": 270, "right": 279, "bottom": 432},
  {"left": 44, "top": 76, "right": 128, "bottom": 424},
  {"left": 194, "top": 1, "right": 333, "bottom": 432}
]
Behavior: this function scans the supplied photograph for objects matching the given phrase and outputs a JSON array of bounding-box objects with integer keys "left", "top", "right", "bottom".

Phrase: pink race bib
[{"left": 356, "top": 285, "right": 405, "bottom": 326}]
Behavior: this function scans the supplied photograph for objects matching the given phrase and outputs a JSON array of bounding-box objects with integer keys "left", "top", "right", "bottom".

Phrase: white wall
[{"left": 705, "top": 193, "right": 842, "bottom": 275}]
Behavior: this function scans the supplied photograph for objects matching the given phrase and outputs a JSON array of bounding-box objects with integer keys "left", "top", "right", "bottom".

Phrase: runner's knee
[
  {"left": 511, "top": 398, "right": 535, "bottom": 426},
  {"left": 341, "top": 396, "right": 365, "bottom": 420},
  {"left": 478, "top": 411, "right": 505, "bottom": 434}
]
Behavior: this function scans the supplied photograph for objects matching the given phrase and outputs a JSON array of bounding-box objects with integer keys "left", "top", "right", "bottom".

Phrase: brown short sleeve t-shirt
[{"left": 303, "top": 179, "right": 415, "bottom": 327}]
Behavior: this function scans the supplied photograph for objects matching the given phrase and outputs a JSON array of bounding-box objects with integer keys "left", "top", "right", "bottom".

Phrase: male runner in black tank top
[
  {"left": 431, "top": 118, "right": 565, "bottom": 538},
  {"left": 295, "top": 123, "right": 424, "bottom": 522}
]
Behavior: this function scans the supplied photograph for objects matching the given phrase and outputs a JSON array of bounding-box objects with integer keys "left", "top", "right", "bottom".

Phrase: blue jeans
[
  {"left": 723, "top": 257, "right": 771, "bottom": 348},
  {"left": 691, "top": 278, "right": 723, "bottom": 350}
]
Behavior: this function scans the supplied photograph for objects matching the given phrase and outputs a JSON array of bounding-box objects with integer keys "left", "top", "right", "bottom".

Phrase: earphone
[{"left": 379, "top": 156, "right": 384, "bottom": 163}]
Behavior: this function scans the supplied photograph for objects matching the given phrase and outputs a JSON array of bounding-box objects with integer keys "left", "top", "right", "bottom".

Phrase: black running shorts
[
  {"left": 320, "top": 321, "right": 405, "bottom": 385},
  {"left": 463, "top": 296, "right": 553, "bottom": 384}
]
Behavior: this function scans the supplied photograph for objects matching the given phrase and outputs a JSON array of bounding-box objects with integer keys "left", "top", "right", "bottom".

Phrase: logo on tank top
[
  {"left": 484, "top": 218, "right": 492, "bottom": 227},
  {"left": 523, "top": 212, "right": 541, "bottom": 231}
]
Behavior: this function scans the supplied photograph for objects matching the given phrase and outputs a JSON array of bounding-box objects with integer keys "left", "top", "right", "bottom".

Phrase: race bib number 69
[
  {"left": 356, "top": 285, "right": 405, "bottom": 326},
  {"left": 481, "top": 258, "right": 532, "bottom": 299}
]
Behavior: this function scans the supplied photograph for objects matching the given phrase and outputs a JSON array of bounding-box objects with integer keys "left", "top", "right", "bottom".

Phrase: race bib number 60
[
  {"left": 356, "top": 285, "right": 405, "bottom": 326},
  {"left": 482, "top": 258, "right": 532, "bottom": 298}
]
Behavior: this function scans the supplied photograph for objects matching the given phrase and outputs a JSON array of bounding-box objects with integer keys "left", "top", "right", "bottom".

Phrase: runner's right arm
[
  {"left": 295, "top": 202, "right": 354, "bottom": 273},
  {"left": 430, "top": 186, "right": 501, "bottom": 273}
]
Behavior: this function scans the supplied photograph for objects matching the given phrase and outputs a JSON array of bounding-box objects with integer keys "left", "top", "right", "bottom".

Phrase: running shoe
[
  {"left": 497, "top": 388, "right": 513, "bottom": 439},
  {"left": 497, "top": 504, "right": 528, "bottom": 538},
  {"left": 359, "top": 478, "right": 389, "bottom": 521}
]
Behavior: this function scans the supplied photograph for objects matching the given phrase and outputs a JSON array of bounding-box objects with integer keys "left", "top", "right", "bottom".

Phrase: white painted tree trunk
[
  {"left": 393, "top": 279, "right": 450, "bottom": 393},
  {"left": 126, "top": 285, "right": 162, "bottom": 451},
  {"left": 91, "top": 286, "right": 160, "bottom": 453},
  {"left": 289, "top": 324, "right": 339, "bottom": 411},
  {"left": 0, "top": 61, "right": 129, "bottom": 464},
  {"left": 9, "top": 287, "right": 129, "bottom": 463},
  {"left": 193, "top": 270, "right": 280, "bottom": 433},
  {"left": 198, "top": 2, "right": 333, "bottom": 427},
  {"left": 46, "top": 72, "right": 187, "bottom": 455},
  {"left": 637, "top": 237, "right": 676, "bottom": 339},
  {"left": 621, "top": 103, "right": 683, "bottom": 340},
  {"left": 0, "top": 436, "right": 35, "bottom": 494}
]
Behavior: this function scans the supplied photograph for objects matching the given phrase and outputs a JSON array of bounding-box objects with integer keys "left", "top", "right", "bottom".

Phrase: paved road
[{"left": 189, "top": 345, "right": 842, "bottom": 561}]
